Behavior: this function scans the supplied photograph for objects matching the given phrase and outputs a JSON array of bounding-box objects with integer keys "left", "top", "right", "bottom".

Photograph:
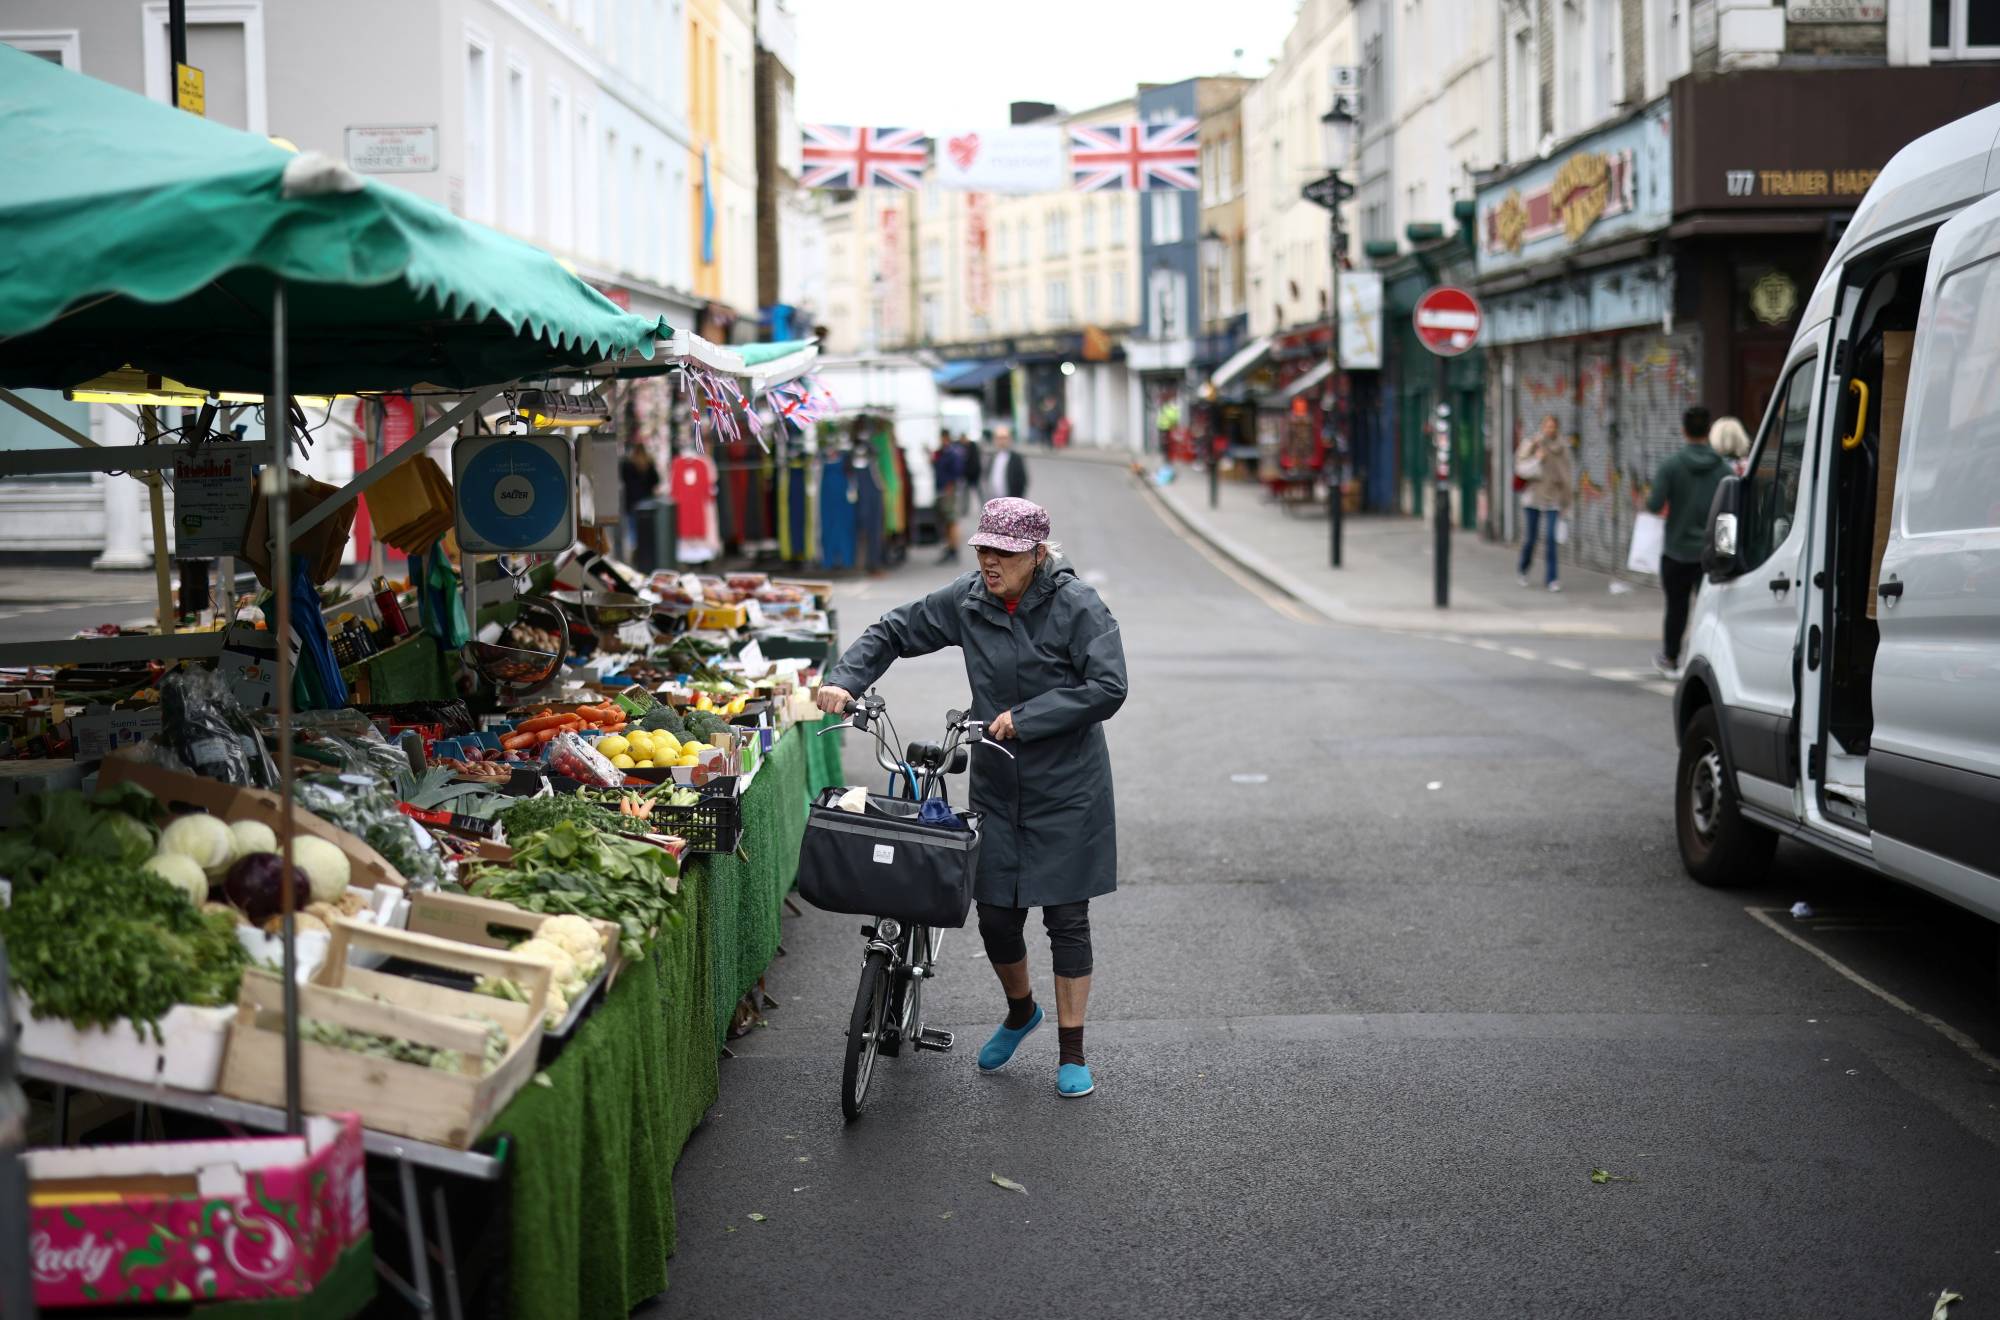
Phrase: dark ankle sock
[
  {"left": 1058, "top": 1025, "right": 1085, "bottom": 1067},
  {"left": 1003, "top": 994, "right": 1036, "bottom": 1030}
]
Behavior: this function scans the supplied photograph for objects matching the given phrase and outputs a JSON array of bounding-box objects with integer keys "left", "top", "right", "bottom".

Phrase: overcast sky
[{"left": 791, "top": 0, "right": 1299, "bottom": 125}]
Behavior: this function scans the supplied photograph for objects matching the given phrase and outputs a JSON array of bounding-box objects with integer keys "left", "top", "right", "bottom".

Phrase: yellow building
[{"left": 687, "top": 0, "right": 757, "bottom": 329}]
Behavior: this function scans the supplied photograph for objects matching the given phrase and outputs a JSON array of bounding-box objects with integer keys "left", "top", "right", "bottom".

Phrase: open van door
[{"left": 1868, "top": 190, "right": 2000, "bottom": 915}]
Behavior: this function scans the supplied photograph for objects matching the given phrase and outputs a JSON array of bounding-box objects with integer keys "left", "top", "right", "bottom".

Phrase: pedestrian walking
[
  {"left": 816, "top": 497, "right": 1127, "bottom": 1099},
  {"left": 985, "top": 424, "right": 1030, "bottom": 499},
  {"left": 1515, "top": 415, "right": 1573, "bottom": 592},
  {"left": 1710, "top": 415, "right": 1751, "bottom": 477},
  {"left": 618, "top": 438, "right": 659, "bottom": 559},
  {"left": 933, "top": 432, "right": 970, "bottom": 563},
  {"left": 1647, "top": 406, "right": 1729, "bottom": 676}
]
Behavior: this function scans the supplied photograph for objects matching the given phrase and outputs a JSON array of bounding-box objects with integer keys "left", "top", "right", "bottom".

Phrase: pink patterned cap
[{"left": 967, "top": 497, "right": 1050, "bottom": 553}]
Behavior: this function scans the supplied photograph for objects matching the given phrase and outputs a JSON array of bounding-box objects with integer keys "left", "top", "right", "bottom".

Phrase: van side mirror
[{"left": 1703, "top": 475, "right": 1744, "bottom": 580}]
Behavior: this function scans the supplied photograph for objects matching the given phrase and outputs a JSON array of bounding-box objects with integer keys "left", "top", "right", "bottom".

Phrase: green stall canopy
[{"left": 0, "top": 44, "right": 673, "bottom": 396}]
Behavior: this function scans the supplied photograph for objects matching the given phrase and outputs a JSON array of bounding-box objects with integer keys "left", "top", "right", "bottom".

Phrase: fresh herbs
[
  {"left": 0, "top": 858, "right": 248, "bottom": 1041},
  {"left": 469, "top": 820, "right": 683, "bottom": 962},
  {"left": 293, "top": 772, "right": 446, "bottom": 888}
]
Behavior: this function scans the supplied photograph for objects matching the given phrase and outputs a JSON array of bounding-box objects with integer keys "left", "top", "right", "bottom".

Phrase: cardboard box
[
  {"left": 97, "top": 759, "right": 408, "bottom": 891},
  {"left": 69, "top": 707, "right": 163, "bottom": 760},
  {"left": 26, "top": 1114, "right": 367, "bottom": 1309},
  {"left": 1868, "top": 331, "right": 1915, "bottom": 620},
  {"left": 239, "top": 477, "right": 357, "bottom": 590}
]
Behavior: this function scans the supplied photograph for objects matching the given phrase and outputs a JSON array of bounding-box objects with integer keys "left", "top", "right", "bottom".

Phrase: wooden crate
[
  {"left": 99, "top": 758, "right": 406, "bottom": 891},
  {"left": 219, "top": 920, "right": 550, "bottom": 1148},
  {"left": 404, "top": 889, "right": 623, "bottom": 984}
]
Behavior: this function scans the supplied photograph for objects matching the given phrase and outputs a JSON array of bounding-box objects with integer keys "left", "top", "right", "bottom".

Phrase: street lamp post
[
  {"left": 1198, "top": 227, "right": 1226, "bottom": 510},
  {"left": 1308, "top": 96, "right": 1358, "bottom": 568}
]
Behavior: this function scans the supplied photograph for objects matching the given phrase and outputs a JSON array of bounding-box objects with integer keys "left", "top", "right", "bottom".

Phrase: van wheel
[{"left": 1677, "top": 705, "right": 1777, "bottom": 887}]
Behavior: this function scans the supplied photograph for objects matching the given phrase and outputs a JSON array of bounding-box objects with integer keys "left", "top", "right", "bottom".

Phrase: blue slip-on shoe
[
  {"left": 1057, "top": 1063, "right": 1094, "bottom": 1098},
  {"left": 976, "top": 1005, "right": 1043, "bottom": 1072}
]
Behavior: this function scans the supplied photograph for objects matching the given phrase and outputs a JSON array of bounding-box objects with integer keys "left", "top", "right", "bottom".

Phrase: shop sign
[
  {"left": 1475, "top": 99, "right": 1672, "bottom": 278},
  {"left": 344, "top": 126, "right": 438, "bottom": 174},
  {"left": 172, "top": 446, "right": 255, "bottom": 557},
  {"left": 1673, "top": 70, "right": 2000, "bottom": 213},
  {"left": 1750, "top": 270, "right": 1800, "bottom": 326},
  {"left": 1339, "top": 271, "right": 1384, "bottom": 370},
  {"left": 1785, "top": 1, "right": 1884, "bottom": 20}
]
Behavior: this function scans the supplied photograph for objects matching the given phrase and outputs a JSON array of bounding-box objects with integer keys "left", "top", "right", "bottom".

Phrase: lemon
[
  {"left": 635, "top": 759, "right": 655, "bottom": 768},
  {"left": 627, "top": 731, "right": 653, "bottom": 757},
  {"left": 598, "top": 734, "right": 629, "bottom": 758},
  {"left": 651, "top": 733, "right": 680, "bottom": 757},
  {"left": 610, "top": 752, "right": 635, "bottom": 770},
  {"left": 676, "top": 751, "right": 699, "bottom": 767}
]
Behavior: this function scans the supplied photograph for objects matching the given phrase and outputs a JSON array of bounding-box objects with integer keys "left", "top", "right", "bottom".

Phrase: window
[
  {"left": 1109, "top": 201, "right": 1125, "bottom": 247},
  {"left": 999, "top": 285, "right": 1013, "bottom": 329},
  {"left": 602, "top": 127, "right": 618, "bottom": 263},
  {"left": 1559, "top": 0, "right": 1585, "bottom": 135},
  {"left": 1740, "top": 356, "right": 1817, "bottom": 567},
  {"left": 5, "top": 30, "right": 80, "bottom": 70},
  {"left": 1933, "top": 0, "right": 2000, "bottom": 58},
  {"left": 654, "top": 160, "right": 668, "bottom": 280},
  {"left": 1048, "top": 279, "right": 1070, "bottom": 322},
  {"left": 1270, "top": 135, "right": 1284, "bottom": 193},
  {"left": 1019, "top": 220, "right": 1031, "bottom": 261},
  {"left": 1082, "top": 200, "right": 1098, "bottom": 251},
  {"left": 1149, "top": 191, "right": 1183, "bottom": 244},
  {"left": 548, "top": 88, "right": 572, "bottom": 248},
  {"left": 505, "top": 60, "right": 532, "bottom": 234},
  {"left": 464, "top": 39, "right": 494, "bottom": 221},
  {"left": 1590, "top": 0, "right": 1621, "bottom": 124},
  {"left": 574, "top": 109, "right": 596, "bottom": 262},
  {"left": 1217, "top": 137, "right": 1234, "bottom": 200},
  {"left": 923, "top": 239, "right": 942, "bottom": 281},
  {"left": 1903, "top": 254, "right": 2000, "bottom": 533},
  {"left": 1046, "top": 212, "right": 1068, "bottom": 258},
  {"left": 921, "top": 292, "right": 941, "bottom": 343},
  {"left": 1111, "top": 269, "right": 1128, "bottom": 315},
  {"left": 1084, "top": 271, "right": 1100, "bottom": 318}
]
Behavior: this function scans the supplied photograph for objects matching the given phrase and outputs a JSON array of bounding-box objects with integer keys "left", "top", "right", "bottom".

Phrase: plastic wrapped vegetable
[{"left": 544, "top": 730, "right": 624, "bottom": 787}]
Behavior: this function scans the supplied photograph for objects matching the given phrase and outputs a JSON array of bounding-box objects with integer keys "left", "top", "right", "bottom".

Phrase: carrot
[
  {"left": 501, "top": 731, "right": 536, "bottom": 751},
  {"left": 517, "top": 714, "right": 570, "bottom": 733}
]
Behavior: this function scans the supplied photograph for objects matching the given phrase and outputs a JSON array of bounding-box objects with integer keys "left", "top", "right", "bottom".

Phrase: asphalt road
[{"left": 648, "top": 458, "right": 2000, "bottom": 1319}]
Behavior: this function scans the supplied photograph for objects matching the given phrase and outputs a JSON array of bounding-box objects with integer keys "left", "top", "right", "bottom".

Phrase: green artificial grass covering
[{"left": 482, "top": 720, "right": 846, "bottom": 1320}]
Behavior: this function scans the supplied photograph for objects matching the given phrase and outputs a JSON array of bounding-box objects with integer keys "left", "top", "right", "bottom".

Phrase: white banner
[
  {"left": 933, "top": 126, "right": 1067, "bottom": 193},
  {"left": 1339, "top": 271, "right": 1385, "bottom": 371}
]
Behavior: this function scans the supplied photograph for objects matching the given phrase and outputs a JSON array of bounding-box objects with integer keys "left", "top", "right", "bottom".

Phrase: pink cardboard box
[{"left": 27, "top": 1113, "right": 367, "bottom": 1308}]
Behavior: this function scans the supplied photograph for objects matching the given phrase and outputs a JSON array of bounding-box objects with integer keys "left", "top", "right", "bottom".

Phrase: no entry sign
[{"left": 1413, "top": 286, "right": 1482, "bottom": 357}]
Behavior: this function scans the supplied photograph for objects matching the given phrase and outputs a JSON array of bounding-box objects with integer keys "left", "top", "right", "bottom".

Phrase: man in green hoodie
[{"left": 1646, "top": 406, "right": 1728, "bottom": 676}]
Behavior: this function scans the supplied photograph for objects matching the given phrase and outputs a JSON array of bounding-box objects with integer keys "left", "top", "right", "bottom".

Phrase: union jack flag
[
  {"left": 1070, "top": 119, "right": 1199, "bottom": 191},
  {"left": 800, "top": 125, "right": 928, "bottom": 190}
]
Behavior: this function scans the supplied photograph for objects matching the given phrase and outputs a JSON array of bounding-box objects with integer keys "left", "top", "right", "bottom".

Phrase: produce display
[
  {"left": 0, "top": 784, "right": 160, "bottom": 887},
  {"left": 294, "top": 772, "right": 446, "bottom": 888},
  {"left": 469, "top": 820, "right": 684, "bottom": 962},
  {"left": 301, "top": 1002, "right": 511, "bottom": 1075},
  {"left": 0, "top": 857, "right": 248, "bottom": 1040},
  {"left": 474, "top": 913, "right": 609, "bottom": 1027}
]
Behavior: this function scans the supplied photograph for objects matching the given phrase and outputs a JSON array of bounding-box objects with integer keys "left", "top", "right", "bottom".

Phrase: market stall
[{"left": 0, "top": 47, "right": 850, "bottom": 1320}]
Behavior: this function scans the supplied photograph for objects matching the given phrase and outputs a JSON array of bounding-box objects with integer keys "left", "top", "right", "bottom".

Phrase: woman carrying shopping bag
[{"left": 1516, "top": 415, "right": 1574, "bottom": 593}]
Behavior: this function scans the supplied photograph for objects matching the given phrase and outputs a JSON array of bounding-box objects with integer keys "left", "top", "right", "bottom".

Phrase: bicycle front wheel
[{"left": 841, "top": 949, "right": 891, "bottom": 1122}]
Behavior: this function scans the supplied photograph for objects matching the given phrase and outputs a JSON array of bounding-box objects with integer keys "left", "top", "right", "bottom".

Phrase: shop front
[
  {"left": 1668, "top": 68, "right": 2000, "bottom": 429},
  {"left": 1473, "top": 97, "right": 1681, "bottom": 574}
]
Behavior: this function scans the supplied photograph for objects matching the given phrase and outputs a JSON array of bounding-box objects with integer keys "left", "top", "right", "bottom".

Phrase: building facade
[
  {"left": 1, "top": 0, "right": 711, "bottom": 561},
  {"left": 1475, "top": 0, "right": 1997, "bottom": 576}
]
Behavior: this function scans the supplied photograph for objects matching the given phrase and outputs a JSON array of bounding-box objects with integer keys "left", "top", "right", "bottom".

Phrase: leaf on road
[
  {"left": 990, "top": 1173, "right": 1028, "bottom": 1195},
  {"left": 532, "top": 1071, "right": 554, "bottom": 1089},
  {"left": 747, "top": 1213, "right": 768, "bottom": 1223},
  {"left": 939, "top": 1211, "right": 954, "bottom": 1221},
  {"left": 1932, "top": 1290, "right": 1963, "bottom": 1320},
  {"left": 1589, "top": 1167, "right": 1637, "bottom": 1184}
]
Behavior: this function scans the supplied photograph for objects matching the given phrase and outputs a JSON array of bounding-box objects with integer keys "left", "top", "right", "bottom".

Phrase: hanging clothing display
[
  {"left": 851, "top": 441, "right": 886, "bottom": 572},
  {"left": 670, "top": 453, "right": 720, "bottom": 562},
  {"left": 869, "top": 426, "right": 904, "bottom": 538},
  {"left": 778, "top": 452, "right": 814, "bottom": 563},
  {"left": 819, "top": 449, "right": 856, "bottom": 569}
]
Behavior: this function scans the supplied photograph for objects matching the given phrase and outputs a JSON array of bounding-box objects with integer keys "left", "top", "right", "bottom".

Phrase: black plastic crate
[{"left": 648, "top": 792, "right": 745, "bottom": 855}]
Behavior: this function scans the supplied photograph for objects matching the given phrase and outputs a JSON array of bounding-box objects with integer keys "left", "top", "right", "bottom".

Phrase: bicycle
[{"left": 812, "top": 691, "right": 1011, "bottom": 1122}]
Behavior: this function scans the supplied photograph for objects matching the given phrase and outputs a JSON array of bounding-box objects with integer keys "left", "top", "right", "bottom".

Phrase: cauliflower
[
  {"left": 536, "top": 915, "right": 606, "bottom": 977},
  {"left": 509, "top": 936, "right": 579, "bottom": 986}
]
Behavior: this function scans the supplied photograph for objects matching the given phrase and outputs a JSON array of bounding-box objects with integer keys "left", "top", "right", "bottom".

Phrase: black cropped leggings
[{"left": 976, "top": 900, "right": 1093, "bottom": 978}]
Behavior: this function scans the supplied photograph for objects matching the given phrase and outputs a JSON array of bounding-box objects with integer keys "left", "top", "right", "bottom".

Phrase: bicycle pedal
[{"left": 913, "top": 1027, "right": 955, "bottom": 1053}]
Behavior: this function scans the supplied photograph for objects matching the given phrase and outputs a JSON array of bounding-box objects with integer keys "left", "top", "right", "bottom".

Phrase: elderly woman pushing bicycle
[{"left": 817, "top": 497, "right": 1128, "bottom": 1099}]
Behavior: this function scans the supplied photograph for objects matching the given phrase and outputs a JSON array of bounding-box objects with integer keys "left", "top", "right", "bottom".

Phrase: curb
[
  {"left": 1040, "top": 446, "right": 1144, "bottom": 469},
  {"left": 1133, "top": 471, "right": 1328, "bottom": 615}
]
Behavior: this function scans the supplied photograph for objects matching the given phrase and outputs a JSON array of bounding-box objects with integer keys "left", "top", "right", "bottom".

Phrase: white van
[{"left": 1674, "top": 102, "right": 2000, "bottom": 914}]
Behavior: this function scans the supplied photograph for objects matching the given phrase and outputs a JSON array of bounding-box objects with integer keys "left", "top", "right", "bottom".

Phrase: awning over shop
[
  {"left": 1280, "top": 359, "right": 1334, "bottom": 401},
  {"left": 1206, "top": 335, "right": 1273, "bottom": 392},
  {"left": 934, "top": 359, "right": 1011, "bottom": 391},
  {"left": 0, "top": 45, "right": 673, "bottom": 395}
]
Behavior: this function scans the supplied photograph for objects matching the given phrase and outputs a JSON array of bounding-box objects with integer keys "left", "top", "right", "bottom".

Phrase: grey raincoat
[{"left": 823, "top": 560, "right": 1127, "bottom": 909}]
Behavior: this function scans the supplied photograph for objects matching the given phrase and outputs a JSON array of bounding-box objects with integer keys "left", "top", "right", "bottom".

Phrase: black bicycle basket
[{"left": 796, "top": 788, "right": 983, "bottom": 927}]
